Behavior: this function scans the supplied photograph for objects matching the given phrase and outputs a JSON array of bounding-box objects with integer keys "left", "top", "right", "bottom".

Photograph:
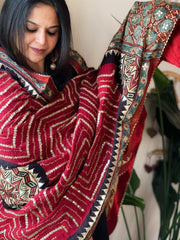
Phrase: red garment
[
  {"left": 162, "top": 19, "right": 180, "bottom": 68},
  {"left": 0, "top": 1, "right": 180, "bottom": 239}
]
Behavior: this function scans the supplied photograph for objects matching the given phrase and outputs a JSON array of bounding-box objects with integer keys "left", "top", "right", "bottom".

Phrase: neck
[{"left": 26, "top": 60, "right": 45, "bottom": 74}]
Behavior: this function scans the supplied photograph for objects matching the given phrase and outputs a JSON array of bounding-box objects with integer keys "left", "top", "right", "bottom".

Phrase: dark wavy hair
[{"left": 0, "top": 0, "right": 71, "bottom": 76}]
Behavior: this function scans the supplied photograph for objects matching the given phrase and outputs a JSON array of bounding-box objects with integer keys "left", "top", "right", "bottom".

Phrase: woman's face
[{"left": 23, "top": 3, "right": 59, "bottom": 73}]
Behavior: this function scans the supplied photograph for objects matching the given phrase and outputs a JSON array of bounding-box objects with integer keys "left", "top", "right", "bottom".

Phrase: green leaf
[
  {"left": 149, "top": 68, "right": 180, "bottom": 239},
  {"left": 123, "top": 193, "right": 145, "bottom": 211},
  {"left": 152, "top": 161, "right": 179, "bottom": 238},
  {"left": 126, "top": 169, "right": 140, "bottom": 195},
  {"left": 150, "top": 68, "right": 180, "bottom": 130},
  {"left": 164, "top": 211, "right": 180, "bottom": 239},
  {"left": 153, "top": 68, "right": 172, "bottom": 95},
  {"left": 147, "top": 93, "right": 180, "bottom": 131},
  {"left": 168, "top": 138, "right": 180, "bottom": 184}
]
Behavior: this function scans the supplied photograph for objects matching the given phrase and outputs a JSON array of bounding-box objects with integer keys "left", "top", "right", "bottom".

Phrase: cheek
[
  {"left": 49, "top": 37, "right": 59, "bottom": 49},
  {"left": 24, "top": 33, "right": 34, "bottom": 46}
]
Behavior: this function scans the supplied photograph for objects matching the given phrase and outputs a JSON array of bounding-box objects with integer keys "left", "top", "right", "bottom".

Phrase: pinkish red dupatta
[{"left": 0, "top": 1, "right": 180, "bottom": 239}]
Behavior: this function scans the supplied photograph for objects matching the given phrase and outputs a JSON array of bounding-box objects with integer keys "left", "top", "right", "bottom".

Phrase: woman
[
  {"left": 0, "top": 0, "right": 72, "bottom": 88},
  {"left": 0, "top": 0, "right": 180, "bottom": 239}
]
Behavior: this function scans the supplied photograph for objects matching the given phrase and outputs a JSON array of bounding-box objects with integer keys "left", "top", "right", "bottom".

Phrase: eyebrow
[{"left": 26, "top": 20, "right": 60, "bottom": 29}]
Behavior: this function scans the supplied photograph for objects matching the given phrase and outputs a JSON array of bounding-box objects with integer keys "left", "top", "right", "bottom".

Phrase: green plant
[
  {"left": 147, "top": 68, "right": 180, "bottom": 240},
  {"left": 122, "top": 169, "right": 146, "bottom": 240}
]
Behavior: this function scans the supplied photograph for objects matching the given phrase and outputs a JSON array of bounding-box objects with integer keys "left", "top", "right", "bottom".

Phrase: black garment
[{"left": 93, "top": 211, "right": 109, "bottom": 240}]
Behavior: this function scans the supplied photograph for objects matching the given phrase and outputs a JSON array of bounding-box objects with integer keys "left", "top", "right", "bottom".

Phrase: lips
[{"left": 31, "top": 47, "right": 46, "bottom": 54}]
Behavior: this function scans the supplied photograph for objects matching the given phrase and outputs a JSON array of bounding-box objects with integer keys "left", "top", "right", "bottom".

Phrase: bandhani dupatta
[{"left": 0, "top": 1, "right": 180, "bottom": 239}]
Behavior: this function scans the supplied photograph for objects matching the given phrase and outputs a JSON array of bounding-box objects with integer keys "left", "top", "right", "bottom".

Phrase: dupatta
[{"left": 0, "top": 1, "right": 180, "bottom": 239}]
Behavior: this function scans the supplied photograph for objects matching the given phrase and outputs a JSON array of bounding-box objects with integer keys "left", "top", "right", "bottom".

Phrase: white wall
[
  {"left": 0, "top": 0, "right": 3, "bottom": 9},
  {"left": 66, "top": 0, "right": 137, "bottom": 68}
]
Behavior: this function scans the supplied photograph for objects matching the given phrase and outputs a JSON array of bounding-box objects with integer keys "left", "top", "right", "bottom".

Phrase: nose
[{"left": 36, "top": 30, "right": 46, "bottom": 46}]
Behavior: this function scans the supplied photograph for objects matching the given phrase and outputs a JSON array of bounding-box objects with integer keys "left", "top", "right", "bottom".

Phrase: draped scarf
[{"left": 0, "top": 1, "right": 179, "bottom": 239}]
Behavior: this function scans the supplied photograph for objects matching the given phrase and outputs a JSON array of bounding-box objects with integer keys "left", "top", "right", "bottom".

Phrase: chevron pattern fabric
[{"left": 0, "top": 1, "right": 180, "bottom": 239}]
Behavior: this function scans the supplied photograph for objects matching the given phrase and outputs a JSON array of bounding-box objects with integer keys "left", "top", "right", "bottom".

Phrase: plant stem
[
  {"left": 163, "top": 184, "right": 180, "bottom": 240},
  {"left": 129, "top": 184, "right": 141, "bottom": 239},
  {"left": 172, "top": 184, "right": 180, "bottom": 239},
  {"left": 128, "top": 183, "right": 142, "bottom": 239},
  {"left": 142, "top": 211, "right": 146, "bottom": 240},
  {"left": 134, "top": 207, "right": 141, "bottom": 240},
  {"left": 121, "top": 207, "right": 132, "bottom": 240},
  {"left": 164, "top": 212, "right": 180, "bottom": 239},
  {"left": 168, "top": 139, "right": 173, "bottom": 240},
  {"left": 155, "top": 84, "right": 168, "bottom": 239},
  {"left": 156, "top": 90, "right": 167, "bottom": 198}
]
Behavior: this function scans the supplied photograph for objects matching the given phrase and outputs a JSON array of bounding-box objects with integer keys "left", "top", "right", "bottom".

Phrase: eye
[
  {"left": 26, "top": 26, "right": 37, "bottom": 33},
  {"left": 47, "top": 30, "right": 58, "bottom": 36}
]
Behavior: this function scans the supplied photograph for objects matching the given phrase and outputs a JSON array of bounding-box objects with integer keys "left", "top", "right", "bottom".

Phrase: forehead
[{"left": 28, "top": 3, "right": 59, "bottom": 25}]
